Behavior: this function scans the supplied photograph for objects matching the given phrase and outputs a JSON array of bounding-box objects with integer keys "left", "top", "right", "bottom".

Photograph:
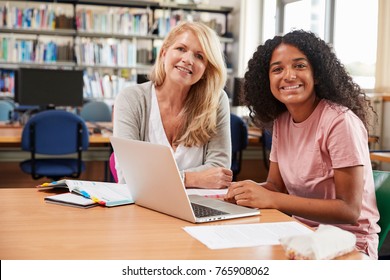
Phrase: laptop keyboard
[{"left": 191, "top": 203, "right": 229, "bottom": 218}]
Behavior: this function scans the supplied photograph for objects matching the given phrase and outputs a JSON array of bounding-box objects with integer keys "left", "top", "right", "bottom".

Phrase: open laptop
[{"left": 110, "top": 136, "right": 260, "bottom": 223}]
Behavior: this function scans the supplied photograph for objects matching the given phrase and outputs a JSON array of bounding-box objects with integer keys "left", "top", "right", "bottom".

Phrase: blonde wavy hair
[{"left": 148, "top": 21, "right": 227, "bottom": 147}]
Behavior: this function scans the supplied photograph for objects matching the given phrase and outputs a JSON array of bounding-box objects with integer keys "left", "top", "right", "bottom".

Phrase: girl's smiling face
[{"left": 268, "top": 43, "right": 316, "bottom": 108}]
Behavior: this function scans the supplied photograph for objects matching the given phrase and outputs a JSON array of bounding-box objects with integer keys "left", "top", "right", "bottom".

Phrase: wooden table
[
  {"left": 0, "top": 188, "right": 365, "bottom": 260},
  {"left": 370, "top": 152, "right": 390, "bottom": 163},
  {"left": 248, "top": 126, "right": 262, "bottom": 144}
]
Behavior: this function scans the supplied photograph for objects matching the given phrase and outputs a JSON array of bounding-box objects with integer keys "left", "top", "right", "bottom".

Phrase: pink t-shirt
[{"left": 270, "top": 99, "right": 380, "bottom": 259}]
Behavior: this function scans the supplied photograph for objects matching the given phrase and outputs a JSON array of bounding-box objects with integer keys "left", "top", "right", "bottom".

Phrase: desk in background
[
  {"left": 248, "top": 126, "right": 262, "bottom": 144},
  {"left": 0, "top": 188, "right": 365, "bottom": 260},
  {"left": 0, "top": 121, "right": 112, "bottom": 160},
  {"left": 0, "top": 121, "right": 112, "bottom": 146},
  {"left": 0, "top": 122, "right": 113, "bottom": 182}
]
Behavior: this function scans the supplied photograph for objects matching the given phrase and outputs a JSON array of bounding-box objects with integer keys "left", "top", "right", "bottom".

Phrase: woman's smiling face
[{"left": 161, "top": 30, "right": 208, "bottom": 88}]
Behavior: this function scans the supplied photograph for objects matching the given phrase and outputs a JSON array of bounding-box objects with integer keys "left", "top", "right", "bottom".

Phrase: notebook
[{"left": 110, "top": 136, "right": 260, "bottom": 223}]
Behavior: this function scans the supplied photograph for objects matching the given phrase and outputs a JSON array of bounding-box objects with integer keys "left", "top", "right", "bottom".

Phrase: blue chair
[
  {"left": 230, "top": 113, "right": 248, "bottom": 181},
  {"left": 0, "top": 100, "right": 14, "bottom": 121},
  {"left": 80, "top": 101, "right": 112, "bottom": 122},
  {"left": 262, "top": 128, "right": 272, "bottom": 170},
  {"left": 373, "top": 170, "right": 390, "bottom": 254},
  {"left": 20, "top": 110, "right": 89, "bottom": 180}
]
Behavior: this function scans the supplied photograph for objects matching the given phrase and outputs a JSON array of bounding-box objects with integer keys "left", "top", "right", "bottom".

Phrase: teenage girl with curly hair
[{"left": 225, "top": 30, "right": 380, "bottom": 259}]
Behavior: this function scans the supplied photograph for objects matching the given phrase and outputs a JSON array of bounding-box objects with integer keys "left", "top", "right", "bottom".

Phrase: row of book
[
  {"left": 0, "top": 3, "right": 227, "bottom": 36},
  {"left": 0, "top": 3, "right": 73, "bottom": 30},
  {"left": 75, "top": 7, "right": 149, "bottom": 35},
  {"left": 83, "top": 71, "right": 136, "bottom": 99},
  {"left": 74, "top": 38, "right": 137, "bottom": 67},
  {"left": 0, "top": 36, "right": 154, "bottom": 66},
  {"left": 0, "top": 68, "right": 15, "bottom": 96},
  {"left": 152, "top": 9, "right": 224, "bottom": 37},
  {"left": 75, "top": 7, "right": 226, "bottom": 38},
  {"left": 0, "top": 67, "right": 136, "bottom": 100},
  {"left": 0, "top": 37, "right": 73, "bottom": 63}
]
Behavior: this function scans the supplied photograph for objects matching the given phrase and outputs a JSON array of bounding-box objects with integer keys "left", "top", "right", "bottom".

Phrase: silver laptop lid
[
  {"left": 110, "top": 136, "right": 260, "bottom": 223},
  {"left": 110, "top": 136, "right": 197, "bottom": 222}
]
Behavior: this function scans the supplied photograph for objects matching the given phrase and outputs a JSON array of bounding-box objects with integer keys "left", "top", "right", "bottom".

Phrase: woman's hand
[
  {"left": 225, "top": 180, "right": 274, "bottom": 208},
  {"left": 185, "top": 167, "right": 233, "bottom": 189}
]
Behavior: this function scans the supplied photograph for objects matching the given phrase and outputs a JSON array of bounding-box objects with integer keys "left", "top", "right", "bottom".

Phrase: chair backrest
[
  {"left": 262, "top": 128, "right": 272, "bottom": 170},
  {"left": 230, "top": 113, "right": 248, "bottom": 152},
  {"left": 0, "top": 100, "right": 14, "bottom": 121},
  {"left": 80, "top": 101, "right": 112, "bottom": 122},
  {"left": 373, "top": 170, "right": 390, "bottom": 251},
  {"left": 230, "top": 113, "right": 248, "bottom": 180},
  {"left": 109, "top": 152, "right": 118, "bottom": 183},
  {"left": 21, "top": 110, "right": 89, "bottom": 154}
]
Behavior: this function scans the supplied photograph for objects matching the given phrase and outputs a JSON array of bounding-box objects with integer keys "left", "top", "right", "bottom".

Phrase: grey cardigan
[{"left": 113, "top": 81, "right": 232, "bottom": 183}]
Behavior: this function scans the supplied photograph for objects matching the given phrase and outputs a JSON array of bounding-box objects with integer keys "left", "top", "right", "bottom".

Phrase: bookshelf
[{"left": 0, "top": 0, "right": 234, "bottom": 101}]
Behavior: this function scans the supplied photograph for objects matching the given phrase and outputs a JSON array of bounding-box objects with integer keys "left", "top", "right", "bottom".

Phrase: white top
[{"left": 148, "top": 87, "right": 203, "bottom": 171}]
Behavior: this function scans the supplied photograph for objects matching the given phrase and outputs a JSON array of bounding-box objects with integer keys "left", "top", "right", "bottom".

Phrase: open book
[{"left": 36, "top": 179, "right": 134, "bottom": 207}]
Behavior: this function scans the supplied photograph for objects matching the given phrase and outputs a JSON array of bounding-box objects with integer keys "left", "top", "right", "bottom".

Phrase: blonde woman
[{"left": 113, "top": 21, "right": 232, "bottom": 189}]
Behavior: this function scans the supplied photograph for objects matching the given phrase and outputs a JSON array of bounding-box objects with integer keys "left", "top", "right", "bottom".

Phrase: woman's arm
[
  {"left": 113, "top": 83, "right": 151, "bottom": 183},
  {"left": 183, "top": 92, "right": 233, "bottom": 188},
  {"left": 113, "top": 84, "right": 150, "bottom": 141}
]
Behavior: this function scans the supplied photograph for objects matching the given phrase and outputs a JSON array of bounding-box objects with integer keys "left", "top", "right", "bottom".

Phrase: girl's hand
[{"left": 225, "top": 180, "right": 274, "bottom": 208}]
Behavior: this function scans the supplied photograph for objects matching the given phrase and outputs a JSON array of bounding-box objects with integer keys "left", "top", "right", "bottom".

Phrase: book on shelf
[
  {"left": 0, "top": 36, "right": 73, "bottom": 63},
  {"left": 0, "top": 2, "right": 73, "bottom": 30},
  {"left": 36, "top": 179, "right": 134, "bottom": 207},
  {"left": 82, "top": 70, "right": 136, "bottom": 99},
  {"left": 0, "top": 69, "right": 15, "bottom": 96},
  {"left": 74, "top": 37, "right": 136, "bottom": 67}
]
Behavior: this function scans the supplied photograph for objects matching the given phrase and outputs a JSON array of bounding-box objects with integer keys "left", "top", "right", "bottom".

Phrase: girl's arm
[{"left": 226, "top": 163, "right": 363, "bottom": 224}]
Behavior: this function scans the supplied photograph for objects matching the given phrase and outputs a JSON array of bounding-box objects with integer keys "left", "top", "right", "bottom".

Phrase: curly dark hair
[{"left": 242, "top": 29, "right": 375, "bottom": 130}]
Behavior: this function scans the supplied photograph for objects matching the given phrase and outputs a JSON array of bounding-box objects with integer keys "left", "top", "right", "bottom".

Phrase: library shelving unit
[{"left": 0, "top": 0, "right": 234, "bottom": 101}]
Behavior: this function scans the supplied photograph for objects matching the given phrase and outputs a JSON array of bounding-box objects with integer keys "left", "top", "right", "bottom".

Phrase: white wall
[
  {"left": 236, "top": 0, "right": 262, "bottom": 77},
  {"left": 375, "top": 0, "right": 390, "bottom": 170}
]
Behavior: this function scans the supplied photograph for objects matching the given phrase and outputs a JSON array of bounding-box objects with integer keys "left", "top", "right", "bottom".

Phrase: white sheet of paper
[{"left": 183, "top": 221, "right": 312, "bottom": 249}]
